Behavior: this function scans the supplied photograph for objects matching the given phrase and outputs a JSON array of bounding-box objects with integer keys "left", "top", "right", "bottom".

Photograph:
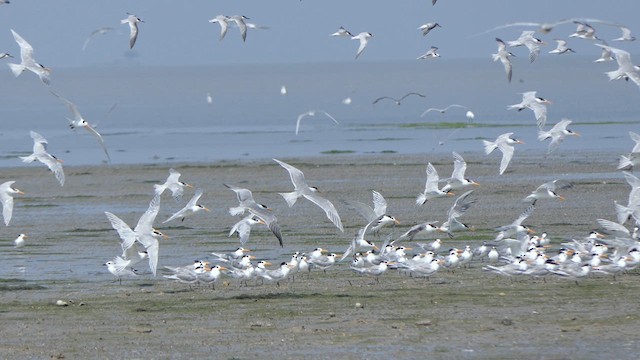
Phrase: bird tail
[
  {"left": 618, "top": 155, "right": 633, "bottom": 170},
  {"left": 605, "top": 69, "right": 625, "bottom": 81},
  {"left": 482, "top": 140, "right": 497, "bottom": 155},
  {"left": 415, "top": 193, "right": 427, "bottom": 206},
  {"left": 228, "top": 206, "right": 245, "bottom": 216},
  {"left": 491, "top": 53, "right": 500, "bottom": 62},
  {"left": 537, "top": 130, "right": 551, "bottom": 141},
  {"left": 19, "top": 155, "right": 36, "bottom": 163},
  {"left": 8, "top": 63, "right": 25, "bottom": 77},
  {"left": 279, "top": 192, "right": 299, "bottom": 207},
  {"left": 506, "top": 40, "right": 520, "bottom": 47},
  {"left": 614, "top": 201, "right": 633, "bottom": 225}
]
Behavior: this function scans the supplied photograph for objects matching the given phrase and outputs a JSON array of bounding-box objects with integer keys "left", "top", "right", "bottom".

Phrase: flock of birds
[{"left": 1, "top": 3, "right": 640, "bottom": 289}]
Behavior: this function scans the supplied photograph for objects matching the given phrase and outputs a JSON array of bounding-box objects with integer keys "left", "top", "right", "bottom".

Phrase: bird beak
[
  {"left": 558, "top": 195, "right": 566, "bottom": 201},
  {"left": 404, "top": 247, "right": 413, "bottom": 251},
  {"left": 162, "top": 234, "right": 170, "bottom": 239},
  {"left": 394, "top": 219, "right": 401, "bottom": 225},
  {"left": 373, "top": 245, "right": 379, "bottom": 250},
  {"left": 527, "top": 228, "right": 536, "bottom": 234},
  {"left": 573, "top": 132, "right": 581, "bottom": 137},
  {"left": 16, "top": 190, "right": 25, "bottom": 195},
  {"left": 219, "top": 266, "right": 228, "bottom": 271},
  {"left": 185, "top": 184, "right": 193, "bottom": 188},
  {"left": 242, "top": 248, "right": 251, "bottom": 252},
  {"left": 472, "top": 182, "right": 480, "bottom": 186},
  {"left": 517, "top": 140, "right": 525, "bottom": 144},
  {"left": 204, "top": 207, "right": 211, "bottom": 212},
  {"left": 447, "top": 192, "right": 455, "bottom": 196},
  {"left": 249, "top": 255, "right": 257, "bottom": 259},
  {"left": 264, "top": 261, "right": 273, "bottom": 266}
]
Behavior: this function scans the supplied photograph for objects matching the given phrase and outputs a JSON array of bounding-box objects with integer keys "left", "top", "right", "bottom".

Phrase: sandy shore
[{"left": 1, "top": 150, "right": 638, "bottom": 359}]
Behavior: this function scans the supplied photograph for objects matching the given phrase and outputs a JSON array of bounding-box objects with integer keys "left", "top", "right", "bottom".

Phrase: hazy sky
[{"left": 0, "top": 1, "right": 638, "bottom": 68}]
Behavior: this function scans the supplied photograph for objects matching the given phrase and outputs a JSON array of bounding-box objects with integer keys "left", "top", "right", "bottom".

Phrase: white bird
[
  {"left": 439, "top": 189, "right": 477, "bottom": 236},
  {"left": 482, "top": 132, "right": 524, "bottom": 175},
  {"left": 507, "top": 91, "right": 552, "bottom": 129},
  {"left": 523, "top": 180, "right": 573, "bottom": 204},
  {"left": 280, "top": 85, "right": 287, "bottom": 95},
  {"left": 507, "top": 30, "right": 545, "bottom": 63},
  {"left": 163, "top": 188, "right": 210, "bottom": 223},
  {"left": 104, "top": 194, "right": 166, "bottom": 276},
  {"left": 229, "top": 215, "right": 265, "bottom": 245},
  {"left": 331, "top": 26, "right": 353, "bottom": 37},
  {"left": 418, "top": 23, "right": 441, "bottom": 36},
  {"left": 495, "top": 205, "right": 536, "bottom": 241},
  {"left": 273, "top": 158, "right": 344, "bottom": 231},
  {"left": 295, "top": 110, "right": 339, "bottom": 135},
  {"left": 154, "top": 168, "right": 192, "bottom": 201},
  {"left": 397, "top": 222, "right": 439, "bottom": 241},
  {"left": 14, "top": 233, "right": 26, "bottom": 248},
  {"left": 548, "top": 39, "right": 575, "bottom": 54},
  {"left": 20, "top": 131, "right": 64, "bottom": 186},
  {"left": 466, "top": 111, "right": 475, "bottom": 121},
  {"left": 613, "top": 26, "right": 635, "bottom": 42},
  {"left": 50, "top": 91, "right": 111, "bottom": 163},
  {"left": 105, "top": 257, "right": 138, "bottom": 284},
  {"left": 347, "top": 190, "right": 399, "bottom": 234},
  {"left": 373, "top": 92, "right": 426, "bottom": 105},
  {"left": 351, "top": 261, "right": 391, "bottom": 278},
  {"left": 0, "top": 52, "right": 12, "bottom": 59},
  {"left": 594, "top": 46, "right": 614, "bottom": 63},
  {"left": 441, "top": 152, "right": 479, "bottom": 193},
  {"left": 538, "top": 119, "right": 580, "bottom": 153},
  {"left": 206, "top": 92, "right": 213, "bottom": 105},
  {"left": 8, "top": 29, "right": 51, "bottom": 85},
  {"left": 492, "top": 38, "right": 515, "bottom": 83},
  {"left": 82, "top": 27, "right": 116, "bottom": 51},
  {"left": 569, "top": 21, "right": 601, "bottom": 41},
  {"left": 229, "top": 15, "right": 250, "bottom": 42},
  {"left": 417, "top": 46, "right": 440, "bottom": 60},
  {"left": 594, "top": 44, "right": 640, "bottom": 88},
  {"left": 209, "top": 15, "right": 230, "bottom": 41},
  {"left": 352, "top": 32, "right": 373, "bottom": 59},
  {"left": 0, "top": 181, "right": 24, "bottom": 226},
  {"left": 224, "top": 183, "right": 283, "bottom": 246},
  {"left": 121, "top": 13, "right": 144, "bottom": 49},
  {"left": 416, "top": 162, "right": 452, "bottom": 205},
  {"left": 420, "top": 104, "right": 466, "bottom": 117}
]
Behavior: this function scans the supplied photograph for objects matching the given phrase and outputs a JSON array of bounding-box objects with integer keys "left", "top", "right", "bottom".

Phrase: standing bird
[
  {"left": 209, "top": 15, "right": 230, "bottom": 41},
  {"left": 14, "top": 233, "right": 26, "bottom": 248},
  {"left": 483, "top": 132, "right": 524, "bottom": 175},
  {"left": 121, "top": 13, "right": 144, "bottom": 49},
  {"left": 418, "top": 22, "right": 441, "bottom": 36},
  {"left": 20, "top": 131, "right": 64, "bottom": 186},
  {"left": 8, "top": 29, "right": 51, "bottom": 85},
  {"left": 508, "top": 91, "right": 552, "bottom": 129},
  {"left": 507, "top": 30, "right": 545, "bottom": 63},
  {"left": 351, "top": 32, "right": 373, "bottom": 59},
  {"left": 154, "top": 168, "right": 192, "bottom": 201},
  {"left": 50, "top": 91, "right": 111, "bottom": 163},
  {"left": 273, "top": 159, "right": 344, "bottom": 231},
  {"left": 492, "top": 38, "right": 515, "bottom": 82},
  {"left": 538, "top": 119, "right": 580, "bottom": 153},
  {"left": 416, "top": 162, "right": 452, "bottom": 205},
  {"left": 0, "top": 181, "right": 25, "bottom": 226},
  {"left": 163, "top": 189, "right": 210, "bottom": 223}
]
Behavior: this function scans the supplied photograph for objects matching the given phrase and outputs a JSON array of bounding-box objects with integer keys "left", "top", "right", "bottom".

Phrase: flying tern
[
  {"left": 8, "top": 29, "right": 51, "bottom": 85},
  {"left": 482, "top": 132, "right": 524, "bottom": 175},
  {"left": 295, "top": 110, "right": 339, "bottom": 135},
  {"left": 121, "top": 13, "right": 144, "bottom": 49},
  {"left": 20, "top": 131, "right": 64, "bottom": 186},
  {"left": 0, "top": 181, "right": 24, "bottom": 226}
]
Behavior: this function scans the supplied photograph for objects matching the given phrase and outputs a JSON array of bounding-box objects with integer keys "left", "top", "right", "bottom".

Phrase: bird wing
[
  {"left": 1, "top": 187, "right": 14, "bottom": 226},
  {"left": 128, "top": 21, "right": 139, "bottom": 49},
  {"left": 424, "top": 162, "right": 440, "bottom": 192},
  {"left": 50, "top": 91, "right": 83, "bottom": 123},
  {"left": 105, "top": 211, "right": 137, "bottom": 251},
  {"left": 303, "top": 192, "right": 344, "bottom": 232},
  {"left": 135, "top": 194, "right": 161, "bottom": 234},
  {"left": 451, "top": 151, "right": 467, "bottom": 180},
  {"left": 83, "top": 123, "right": 111, "bottom": 163},
  {"left": 529, "top": 102, "right": 548, "bottom": 129},
  {"left": 371, "top": 190, "right": 387, "bottom": 217},
  {"left": 38, "top": 154, "right": 65, "bottom": 186},
  {"left": 372, "top": 96, "right": 394, "bottom": 104},
  {"left": 273, "top": 158, "right": 307, "bottom": 190},
  {"left": 355, "top": 36, "right": 368, "bottom": 59},
  {"left": 10, "top": 29, "right": 35, "bottom": 64},
  {"left": 497, "top": 141, "right": 515, "bottom": 175},
  {"left": 295, "top": 111, "right": 312, "bottom": 135},
  {"left": 318, "top": 110, "right": 339, "bottom": 124}
]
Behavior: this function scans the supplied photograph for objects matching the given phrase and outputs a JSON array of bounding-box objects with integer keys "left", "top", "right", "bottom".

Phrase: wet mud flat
[{"left": 0, "top": 150, "right": 638, "bottom": 359}]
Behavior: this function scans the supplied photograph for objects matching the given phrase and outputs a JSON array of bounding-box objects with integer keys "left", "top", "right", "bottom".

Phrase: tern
[
  {"left": 224, "top": 183, "right": 284, "bottom": 246},
  {"left": 418, "top": 22, "right": 441, "bottom": 37},
  {"left": 351, "top": 32, "right": 373, "bottom": 59},
  {"left": 548, "top": 39, "right": 575, "bottom": 54},
  {"left": 121, "top": 13, "right": 144, "bottom": 49},
  {"left": 508, "top": 91, "right": 552, "bottom": 129},
  {"left": 229, "top": 215, "right": 265, "bottom": 245},
  {"left": 507, "top": 30, "right": 545, "bottom": 63},
  {"left": 154, "top": 168, "right": 192, "bottom": 201},
  {"left": 594, "top": 44, "right": 640, "bottom": 88},
  {"left": 439, "top": 189, "right": 477, "bottom": 236},
  {"left": 0, "top": 181, "right": 24, "bottom": 226},
  {"left": 523, "top": 180, "right": 573, "bottom": 204},
  {"left": 594, "top": 46, "right": 614, "bottom": 63},
  {"left": 441, "top": 152, "right": 480, "bottom": 193},
  {"left": 229, "top": 15, "right": 250, "bottom": 42},
  {"left": 482, "top": 132, "right": 524, "bottom": 175},
  {"left": 0, "top": 52, "right": 12, "bottom": 59},
  {"left": 82, "top": 27, "right": 116, "bottom": 51},
  {"left": 50, "top": 91, "right": 111, "bottom": 163},
  {"left": 104, "top": 194, "right": 166, "bottom": 276},
  {"left": 613, "top": 26, "right": 635, "bottom": 42},
  {"left": 569, "top": 21, "right": 601, "bottom": 41},
  {"left": 273, "top": 159, "right": 344, "bottom": 231},
  {"left": 417, "top": 46, "right": 440, "bottom": 60},
  {"left": 373, "top": 92, "right": 426, "bottom": 105},
  {"left": 295, "top": 110, "right": 339, "bottom": 135},
  {"left": 14, "top": 233, "right": 26, "bottom": 248},
  {"left": 105, "top": 257, "right": 138, "bottom": 284},
  {"left": 346, "top": 190, "right": 399, "bottom": 234},
  {"left": 492, "top": 38, "right": 515, "bottom": 83},
  {"left": 420, "top": 104, "right": 466, "bottom": 117},
  {"left": 416, "top": 162, "right": 453, "bottom": 205},
  {"left": 495, "top": 205, "right": 535, "bottom": 241},
  {"left": 538, "top": 118, "right": 579, "bottom": 153},
  {"left": 8, "top": 29, "right": 51, "bottom": 85},
  {"left": 209, "top": 15, "right": 230, "bottom": 41},
  {"left": 330, "top": 26, "right": 353, "bottom": 37},
  {"left": 163, "top": 188, "right": 210, "bottom": 223},
  {"left": 19, "top": 131, "right": 65, "bottom": 186}
]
